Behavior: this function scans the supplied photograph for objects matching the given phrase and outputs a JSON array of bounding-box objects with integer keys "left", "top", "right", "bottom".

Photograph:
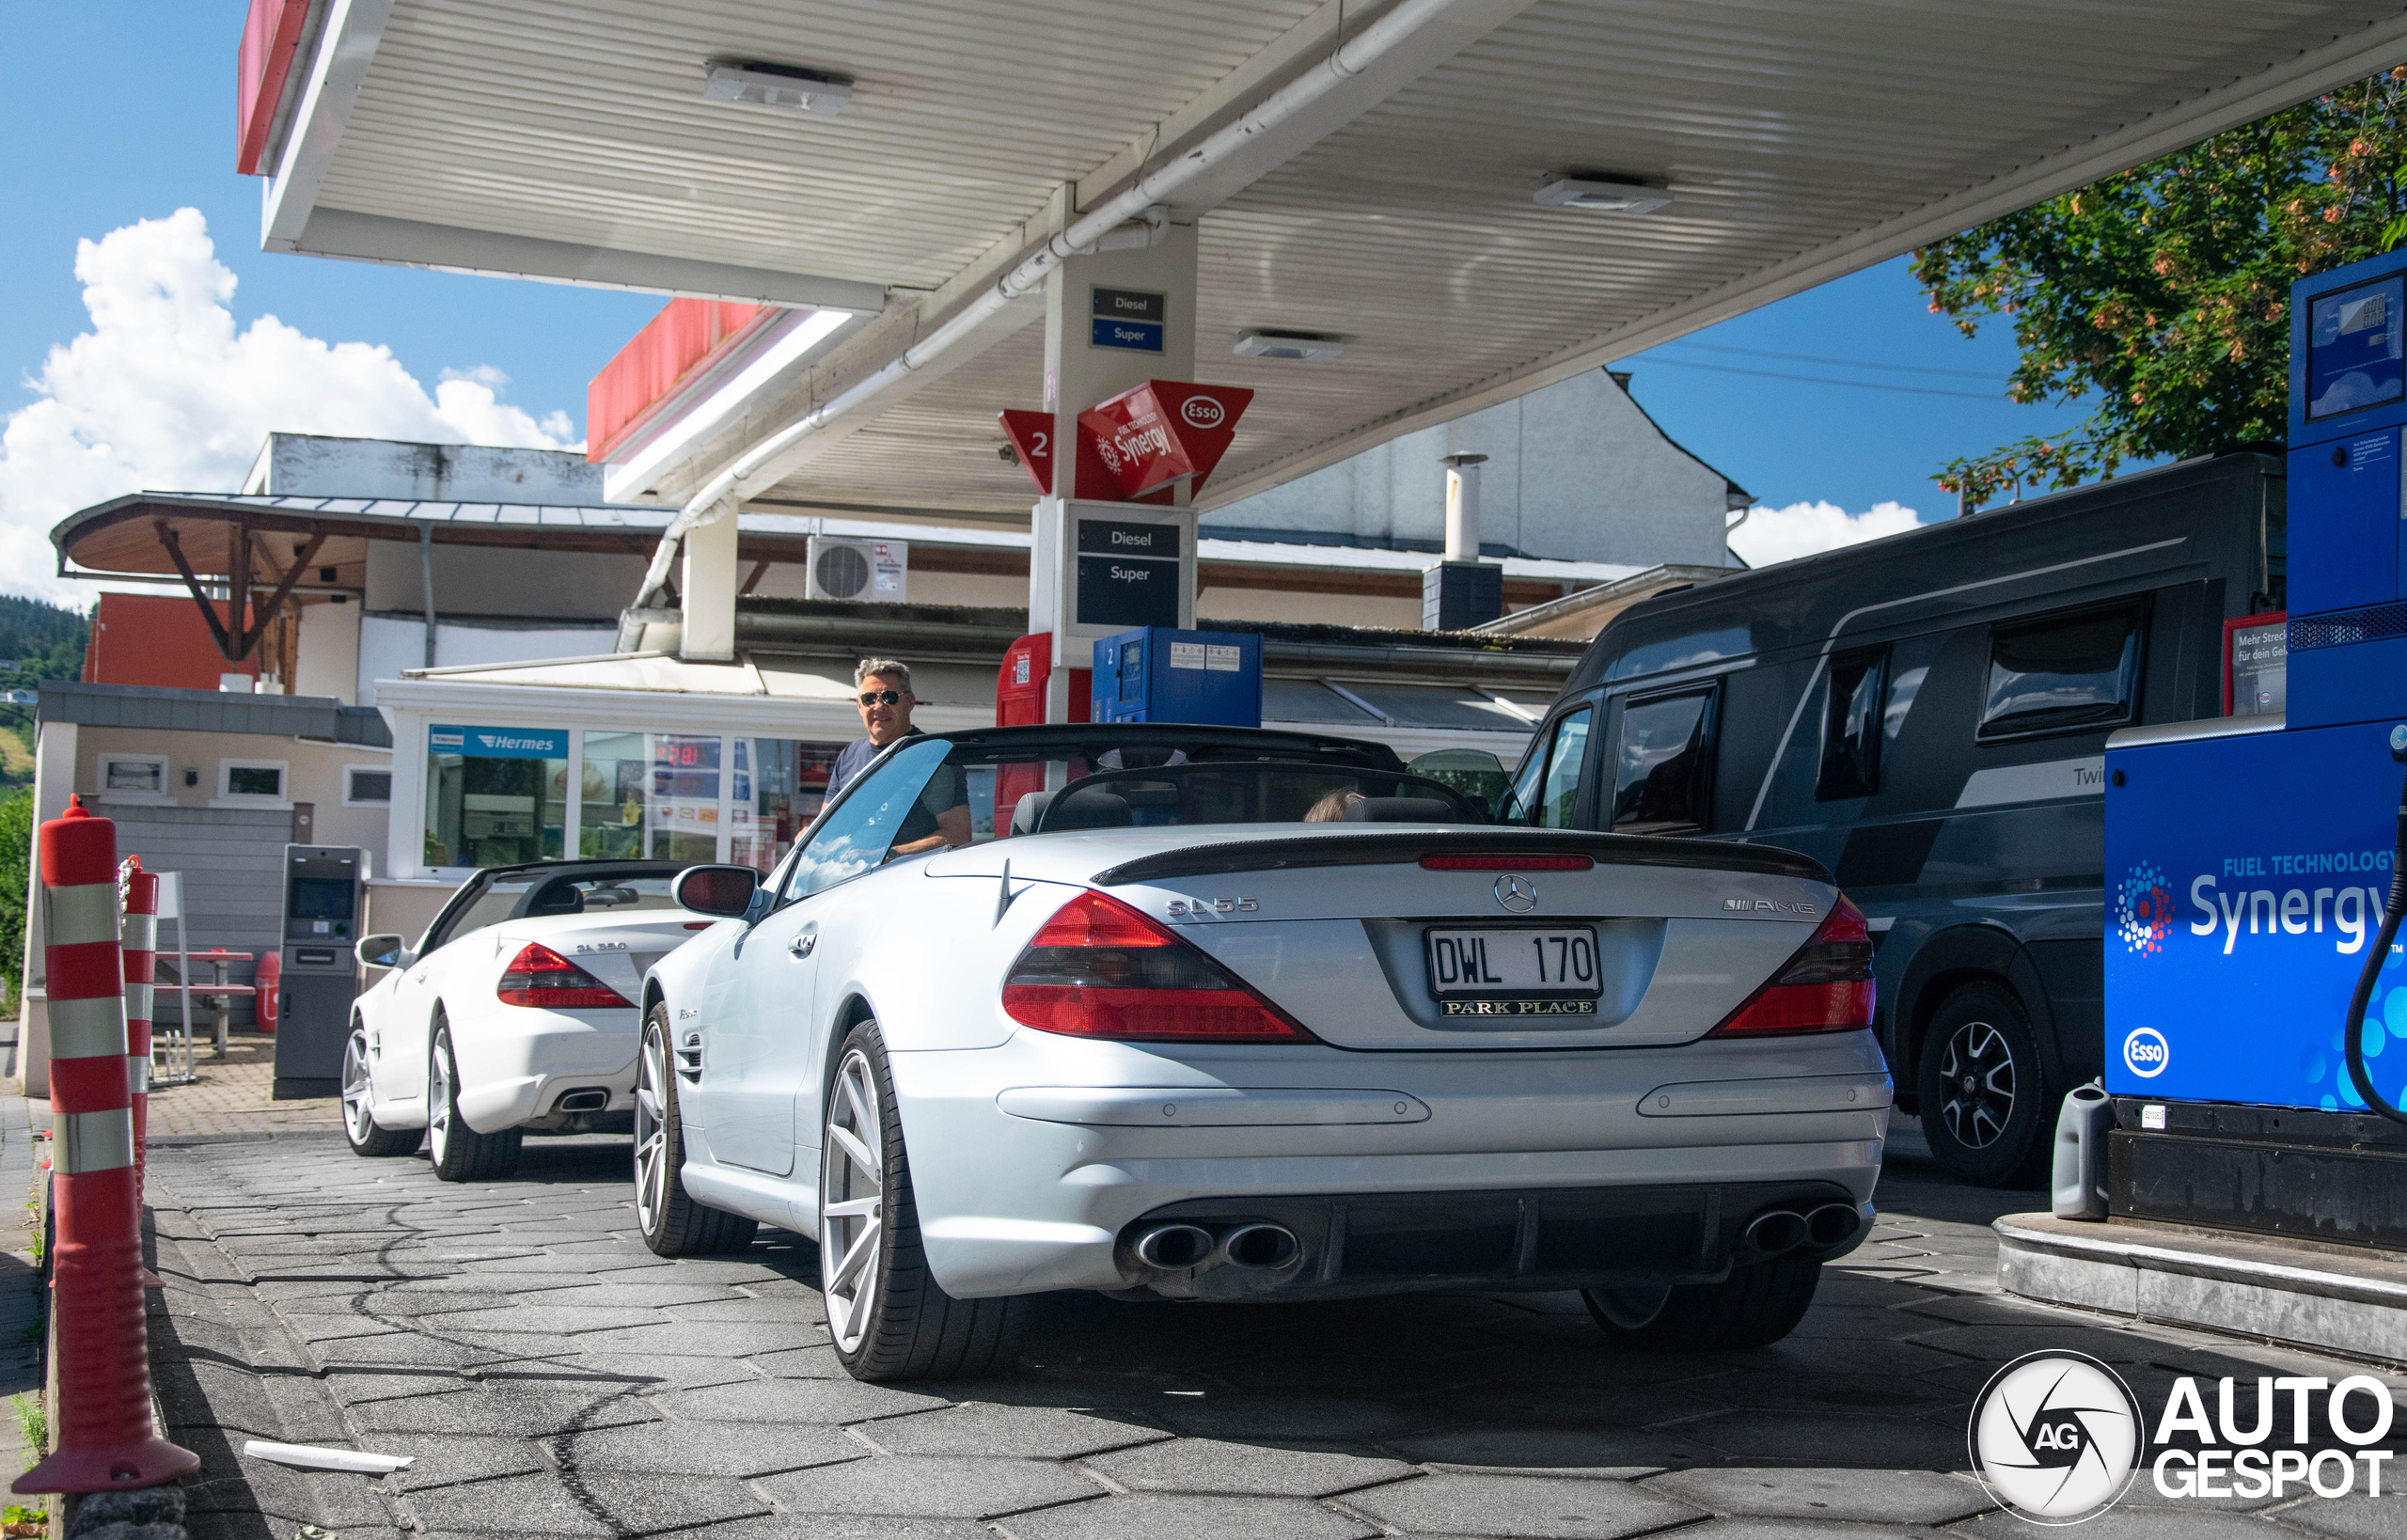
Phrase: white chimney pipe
[{"left": 1440, "top": 453, "right": 1488, "bottom": 561}]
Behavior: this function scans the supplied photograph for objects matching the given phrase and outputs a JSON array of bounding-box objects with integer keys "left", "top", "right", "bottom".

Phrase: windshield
[
  {"left": 904, "top": 732, "right": 1482, "bottom": 841},
  {"left": 419, "top": 862, "right": 690, "bottom": 953}
]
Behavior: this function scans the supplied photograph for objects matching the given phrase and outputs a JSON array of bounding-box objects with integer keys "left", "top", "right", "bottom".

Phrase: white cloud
[
  {"left": 0, "top": 208, "right": 576, "bottom": 603},
  {"left": 1728, "top": 499, "right": 1929, "bottom": 567}
]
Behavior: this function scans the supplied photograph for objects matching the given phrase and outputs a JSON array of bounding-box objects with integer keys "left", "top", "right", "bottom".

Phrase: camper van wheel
[{"left": 1916, "top": 982, "right": 2050, "bottom": 1188}]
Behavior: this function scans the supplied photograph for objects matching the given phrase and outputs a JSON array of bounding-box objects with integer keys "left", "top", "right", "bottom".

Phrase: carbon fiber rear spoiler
[{"left": 1092, "top": 830, "right": 1830, "bottom": 887}]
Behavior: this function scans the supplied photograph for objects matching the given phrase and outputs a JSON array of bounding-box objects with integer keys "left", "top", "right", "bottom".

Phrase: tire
[
  {"left": 1916, "top": 982, "right": 2052, "bottom": 1188},
  {"left": 427, "top": 1018, "right": 522, "bottom": 1183},
  {"left": 1583, "top": 1253, "right": 1822, "bottom": 1351},
  {"left": 341, "top": 1025, "right": 417, "bottom": 1157},
  {"left": 821, "top": 1022, "right": 1023, "bottom": 1382},
  {"left": 635, "top": 1005, "right": 758, "bottom": 1256}
]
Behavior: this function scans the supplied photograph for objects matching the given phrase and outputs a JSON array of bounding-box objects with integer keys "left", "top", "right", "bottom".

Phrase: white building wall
[
  {"left": 1204, "top": 369, "right": 1733, "bottom": 568},
  {"left": 294, "top": 599, "right": 362, "bottom": 703},
  {"left": 356, "top": 616, "right": 621, "bottom": 706}
]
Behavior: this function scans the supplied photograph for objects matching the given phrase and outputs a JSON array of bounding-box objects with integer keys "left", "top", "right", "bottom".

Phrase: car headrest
[
  {"left": 520, "top": 882, "right": 585, "bottom": 917},
  {"left": 1045, "top": 791, "right": 1134, "bottom": 832},
  {"left": 1008, "top": 790, "right": 1058, "bottom": 837},
  {"left": 1341, "top": 796, "right": 1464, "bottom": 824}
]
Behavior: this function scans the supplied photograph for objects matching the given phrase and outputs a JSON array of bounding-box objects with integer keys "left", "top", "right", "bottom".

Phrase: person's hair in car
[
  {"left": 1304, "top": 790, "right": 1365, "bottom": 823},
  {"left": 854, "top": 657, "right": 912, "bottom": 692}
]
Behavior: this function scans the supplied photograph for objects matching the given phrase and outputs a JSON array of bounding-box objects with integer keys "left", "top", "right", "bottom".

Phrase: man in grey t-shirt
[{"left": 831, "top": 658, "right": 968, "bottom": 856}]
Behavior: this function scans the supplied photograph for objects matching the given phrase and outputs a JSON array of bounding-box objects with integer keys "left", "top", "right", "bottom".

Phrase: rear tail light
[
  {"left": 1706, "top": 895, "right": 1876, "bottom": 1038},
  {"left": 496, "top": 942, "right": 632, "bottom": 1010},
  {"left": 1001, "top": 890, "right": 1318, "bottom": 1043},
  {"left": 1420, "top": 854, "right": 1595, "bottom": 872}
]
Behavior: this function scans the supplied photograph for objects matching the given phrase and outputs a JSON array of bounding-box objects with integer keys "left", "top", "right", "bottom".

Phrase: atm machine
[
  {"left": 2100, "top": 249, "right": 2407, "bottom": 1244},
  {"left": 272, "top": 845, "right": 366, "bottom": 1100}
]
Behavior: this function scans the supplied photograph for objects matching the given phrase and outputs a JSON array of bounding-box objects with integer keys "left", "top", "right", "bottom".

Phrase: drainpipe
[
  {"left": 418, "top": 522, "right": 436, "bottom": 668},
  {"left": 627, "top": 0, "right": 1503, "bottom": 612}
]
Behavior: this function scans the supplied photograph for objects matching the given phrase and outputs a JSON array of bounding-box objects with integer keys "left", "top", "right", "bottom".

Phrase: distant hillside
[{"left": 0, "top": 594, "right": 89, "bottom": 684}]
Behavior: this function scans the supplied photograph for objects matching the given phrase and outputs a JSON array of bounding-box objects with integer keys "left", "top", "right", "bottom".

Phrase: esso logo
[
  {"left": 1180, "top": 396, "right": 1225, "bottom": 431},
  {"left": 2122, "top": 1027, "right": 2169, "bottom": 1078}
]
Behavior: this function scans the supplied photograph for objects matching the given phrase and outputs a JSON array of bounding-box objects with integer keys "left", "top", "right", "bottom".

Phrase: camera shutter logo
[
  {"left": 1969, "top": 1352, "right": 2146, "bottom": 1524},
  {"left": 1180, "top": 395, "right": 1225, "bottom": 431},
  {"left": 2122, "top": 1027, "right": 2170, "bottom": 1079}
]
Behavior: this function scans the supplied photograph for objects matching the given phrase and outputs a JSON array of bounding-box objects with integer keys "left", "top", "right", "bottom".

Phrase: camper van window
[
  {"left": 1611, "top": 686, "right": 1717, "bottom": 833},
  {"left": 1816, "top": 649, "right": 1887, "bottom": 801},
  {"left": 1977, "top": 605, "right": 2144, "bottom": 741},
  {"left": 1531, "top": 707, "right": 1592, "bottom": 828}
]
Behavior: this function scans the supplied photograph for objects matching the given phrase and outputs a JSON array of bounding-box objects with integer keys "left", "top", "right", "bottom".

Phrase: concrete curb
[{"left": 1995, "top": 1210, "right": 2407, "bottom": 1366}]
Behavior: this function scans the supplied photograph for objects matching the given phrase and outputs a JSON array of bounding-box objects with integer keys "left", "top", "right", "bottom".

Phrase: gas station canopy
[{"left": 250, "top": 1, "right": 2407, "bottom": 523}]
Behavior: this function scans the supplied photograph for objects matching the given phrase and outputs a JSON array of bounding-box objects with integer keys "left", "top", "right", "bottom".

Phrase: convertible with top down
[{"left": 636, "top": 724, "right": 1891, "bottom": 1381}]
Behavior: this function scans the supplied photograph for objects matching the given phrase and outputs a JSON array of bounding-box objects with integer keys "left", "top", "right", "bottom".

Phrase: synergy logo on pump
[{"left": 2115, "top": 862, "right": 2176, "bottom": 956}]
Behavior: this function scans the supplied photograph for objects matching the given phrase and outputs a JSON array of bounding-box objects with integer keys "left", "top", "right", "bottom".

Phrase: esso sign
[
  {"left": 2121, "top": 1027, "right": 2169, "bottom": 1078},
  {"left": 1180, "top": 395, "right": 1226, "bottom": 431}
]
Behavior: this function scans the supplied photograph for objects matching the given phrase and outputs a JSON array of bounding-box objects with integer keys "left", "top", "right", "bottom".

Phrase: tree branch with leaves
[{"left": 1916, "top": 70, "right": 2407, "bottom": 511}]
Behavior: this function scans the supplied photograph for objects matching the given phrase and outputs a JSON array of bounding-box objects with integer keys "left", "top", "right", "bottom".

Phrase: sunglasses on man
[{"left": 857, "top": 689, "right": 907, "bottom": 706}]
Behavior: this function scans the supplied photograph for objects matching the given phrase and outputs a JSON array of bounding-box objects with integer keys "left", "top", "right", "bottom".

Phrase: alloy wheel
[
  {"left": 634, "top": 1026, "right": 669, "bottom": 1236},
  {"left": 1935, "top": 1018, "right": 2016, "bottom": 1150},
  {"left": 429, "top": 1031, "right": 454, "bottom": 1164},
  {"left": 820, "top": 1047, "right": 886, "bottom": 1356},
  {"left": 341, "top": 1031, "right": 376, "bottom": 1144}
]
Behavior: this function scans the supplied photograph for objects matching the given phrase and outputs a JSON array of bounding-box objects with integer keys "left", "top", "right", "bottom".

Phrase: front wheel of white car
[
  {"left": 1583, "top": 1253, "right": 1821, "bottom": 1351},
  {"left": 341, "top": 1026, "right": 417, "bottom": 1158},
  {"left": 635, "top": 1007, "right": 757, "bottom": 1256},
  {"left": 821, "top": 1022, "right": 1022, "bottom": 1382},
  {"left": 427, "top": 1016, "right": 522, "bottom": 1183}
]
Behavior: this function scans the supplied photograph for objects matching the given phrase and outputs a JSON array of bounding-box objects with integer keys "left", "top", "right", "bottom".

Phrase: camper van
[{"left": 1518, "top": 453, "right": 2285, "bottom": 1186}]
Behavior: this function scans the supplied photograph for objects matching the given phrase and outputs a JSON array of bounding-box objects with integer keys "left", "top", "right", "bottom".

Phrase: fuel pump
[{"left": 2100, "top": 249, "right": 2407, "bottom": 1244}]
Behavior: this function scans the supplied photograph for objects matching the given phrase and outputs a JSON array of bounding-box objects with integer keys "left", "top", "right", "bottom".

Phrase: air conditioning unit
[{"left": 806, "top": 536, "right": 909, "bottom": 604}]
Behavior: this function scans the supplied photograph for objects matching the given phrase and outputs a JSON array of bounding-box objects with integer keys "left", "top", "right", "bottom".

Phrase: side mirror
[
  {"left": 356, "top": 935, "right": 413, "bottom": 970},
  {"left": 675, "top": 864, "right": 761, "bottom": 919}
]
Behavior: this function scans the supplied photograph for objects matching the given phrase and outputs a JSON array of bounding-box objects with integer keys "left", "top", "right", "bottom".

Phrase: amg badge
[{"left": 1723, "top": 897, "right": 1818, "bottom": 915}]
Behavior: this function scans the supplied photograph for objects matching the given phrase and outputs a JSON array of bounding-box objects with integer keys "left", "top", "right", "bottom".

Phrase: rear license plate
[{"left": 1424, "top": 928, "right": 1600, "bottom": 1017}]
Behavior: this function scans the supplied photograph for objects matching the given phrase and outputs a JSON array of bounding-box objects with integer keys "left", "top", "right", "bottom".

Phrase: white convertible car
[
  {"left": 344, "top": 861, "right": 717, "bottom": 1180},
  {"left": 640, "top": 725, "right": 1890, "bottom": 1382}
]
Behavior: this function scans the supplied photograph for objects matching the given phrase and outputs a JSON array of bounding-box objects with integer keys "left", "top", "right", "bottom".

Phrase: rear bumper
[{"left": 886, "top": 1028, "right": 1891, "bottom": 1299}]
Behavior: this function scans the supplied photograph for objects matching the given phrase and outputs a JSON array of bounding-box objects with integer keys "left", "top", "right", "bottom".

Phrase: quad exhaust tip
[
  {"left": 1217, "top": 1223, "right": 1300, "bottom": 1271},
  {"left": 1806, "top": 1202, "right": 1861, "bottom": 1248},
  {"left": 1743, "top": 1208, "right": 1808, "bottom": 1255},
  {"left": 1133, "top": 1223, "right": 1216, "bottom": 1271}
]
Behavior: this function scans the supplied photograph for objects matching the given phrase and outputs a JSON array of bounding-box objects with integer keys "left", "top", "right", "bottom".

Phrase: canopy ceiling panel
[
  {"left": 316, "top": 0, "right": 1325, "bottom": 288},
  {"left": 278, "top": 0, "right": 2407, "bottom": 516}
]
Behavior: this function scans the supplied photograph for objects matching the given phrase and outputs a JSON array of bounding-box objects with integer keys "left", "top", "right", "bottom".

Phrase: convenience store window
[
  {"left": 424, "top": 724, "right": 567, "bottom": 869},
  {"left": 732, "top": 738, "right": 842, "bottom": 873}
]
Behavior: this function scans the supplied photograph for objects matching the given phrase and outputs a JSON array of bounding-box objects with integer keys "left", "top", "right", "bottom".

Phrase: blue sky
[
  {"left": 0, "top": 4, "right": 655, "bottom": 439},
  {"left": 0, "top": 3, "right": 2103, "bottom": 596}
]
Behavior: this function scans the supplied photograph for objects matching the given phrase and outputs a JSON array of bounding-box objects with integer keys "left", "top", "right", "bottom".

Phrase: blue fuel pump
[{"left": 2100, "top": 250, "right": 2407, "bottom": 1238}]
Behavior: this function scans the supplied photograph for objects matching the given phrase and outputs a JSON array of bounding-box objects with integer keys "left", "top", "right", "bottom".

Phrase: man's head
[{"left": 854, "top": 658, "right": 915, "bottom": 746}]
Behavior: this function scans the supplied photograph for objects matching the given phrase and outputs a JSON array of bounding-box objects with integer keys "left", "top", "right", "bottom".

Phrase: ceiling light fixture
[
  {"left": 1534, "top": 175, "right": 1669, "bottom": 213},
  {"left": 1234, "top": 329, "right": 1345, "bottom": 362},
  {"left": 702, "top": 58, "right": 853, "bottom": 115}
]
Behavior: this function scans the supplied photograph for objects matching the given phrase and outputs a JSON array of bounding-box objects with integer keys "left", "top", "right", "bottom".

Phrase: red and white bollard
[
  {"left": 118, "top": 857, "right": 164, "bottom": 1291},
  {"left": 15, "top": 800, "right": 197, "bottom": 1494}
]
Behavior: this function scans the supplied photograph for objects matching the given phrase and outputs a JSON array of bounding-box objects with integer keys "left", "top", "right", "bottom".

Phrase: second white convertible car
[
  {"left": 344, "top": 861, "right": 717, "bottom": 1180},
  {"left": 639, "top": 725, "right": 1891, "bottom": 1381}
]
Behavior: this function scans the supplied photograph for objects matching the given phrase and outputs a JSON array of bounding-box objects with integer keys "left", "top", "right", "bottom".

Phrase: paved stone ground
[
  {"left": 142, "top": 1036, "right": 344, "bottom": 1138},
  {"left": 141, "top": 1127, "right": 2407, "bottom": 1540}
]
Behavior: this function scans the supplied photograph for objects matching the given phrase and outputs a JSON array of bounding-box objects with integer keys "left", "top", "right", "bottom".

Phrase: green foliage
[
  {"left": 1915, "top": 71, "right": 2407, "bottom": 510},
  {"left": 0, "top": 790, "right": 27, "bottom": 1008},
  {"left": 0, "top": 596, "right": 87, "bottom": 688}
]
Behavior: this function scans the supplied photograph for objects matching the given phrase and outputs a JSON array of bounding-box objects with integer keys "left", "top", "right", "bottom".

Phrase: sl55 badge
[{"left": 1167, "top": 897, "right": 1258, "bottom": 918}]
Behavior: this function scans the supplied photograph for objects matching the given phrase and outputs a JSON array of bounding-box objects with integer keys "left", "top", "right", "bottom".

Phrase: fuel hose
[{"left": 2342, "top": 739, "right": 2407, "bottom": 1127}]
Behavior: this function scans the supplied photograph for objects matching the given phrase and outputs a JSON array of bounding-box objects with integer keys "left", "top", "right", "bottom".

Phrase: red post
[
  {"left": 16, "top": 800, "right": 197, "bottom": 1494},
  {"left": 118, "top": 858, "right": 165, "bottom": 1291}
]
